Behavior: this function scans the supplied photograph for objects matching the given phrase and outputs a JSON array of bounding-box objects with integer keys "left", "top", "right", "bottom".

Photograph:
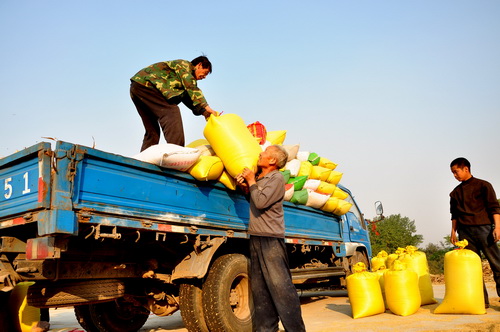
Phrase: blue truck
[{"left": 0, "top": 141, "right": 381, "bottom": 332}]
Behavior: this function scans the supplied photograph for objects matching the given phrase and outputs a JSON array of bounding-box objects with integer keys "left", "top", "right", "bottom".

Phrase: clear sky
[{"left": 1, "top": 1, "right": 499, "bottom": 246}]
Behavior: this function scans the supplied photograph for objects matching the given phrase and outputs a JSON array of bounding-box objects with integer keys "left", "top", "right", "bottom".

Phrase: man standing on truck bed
[
  {"left": 236, "top": 145, "right": 306, "bottom": 332},
  {"left": 449, "top": 157, "right": 500, "bottom": 307},
  {"left": 130, "top": 56, "right": 218, "bottom": 151}
]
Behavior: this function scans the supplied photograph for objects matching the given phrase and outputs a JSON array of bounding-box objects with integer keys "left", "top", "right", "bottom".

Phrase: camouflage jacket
[{"left": 131, "top": 60, "right": 208, "bottom": 115}]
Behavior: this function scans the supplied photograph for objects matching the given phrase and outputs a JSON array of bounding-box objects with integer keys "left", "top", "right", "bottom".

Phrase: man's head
[
  {"left": 450, "top": 157, "right": 472, "bottom": 182},
  {"left": 258, "top": 145, "right": 288, "bottom": 171},
  {"left": 192, "top": 56, "right": 212, "bottom": 80}
]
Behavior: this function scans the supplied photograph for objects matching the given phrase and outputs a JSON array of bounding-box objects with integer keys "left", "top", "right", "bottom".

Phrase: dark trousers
[
  {"left": 458, "top": 224, "right": 500, "bottom": 301},
  {"left": 130, "top": 81, "right": 184, "bottom": 151},
  {"left": 249, "top": 236, "right": 305, "bottom": 332}
]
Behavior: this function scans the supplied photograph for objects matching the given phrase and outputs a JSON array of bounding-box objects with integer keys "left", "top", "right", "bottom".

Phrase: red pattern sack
[{"left": 247, "top": 121, "right": 267, "bottom": 145}]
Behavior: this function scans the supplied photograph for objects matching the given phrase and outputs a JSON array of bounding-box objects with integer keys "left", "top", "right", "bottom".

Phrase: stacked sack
[
  {"left": 367, "top": 246, "right": 436, "bottom": 317},
  {"left": 133, "top": 114, "right": 353, "bottom": 216}
]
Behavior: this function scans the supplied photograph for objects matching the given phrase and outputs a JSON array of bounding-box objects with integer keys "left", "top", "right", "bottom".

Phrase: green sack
[
  {"left": 308, "top": 152, "right": 321, "bottom": 166},
  {"left": 280, "top": 170, "right": 291, "bottom": 183},
  {"left": 290, "top": 189, "right": 308, "bottom": 205},
  {"left": 287, "top": 175, "right": 308, "bottom": 191}
]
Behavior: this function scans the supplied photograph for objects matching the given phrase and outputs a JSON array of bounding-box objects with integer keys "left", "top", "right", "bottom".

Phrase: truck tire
[
  {"left": 179, "top": 282, "right": 209, "bottom": 332},
  {"left": 88, "top": 298, "right": 150, "bottom": 332},
  {"left": 202, "top": 254, "right": 252, "bottom": 332},
  {"left": 74, "top": 305, "right": 100, "bottom": 332}
]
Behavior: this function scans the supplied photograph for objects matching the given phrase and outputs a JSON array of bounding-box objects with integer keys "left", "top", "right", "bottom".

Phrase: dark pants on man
[
  {"left": 249, "top": 236, "right": 305, "bottom": 332},
  {"left": 130, "top": 81, "right": 185, "bottom": 151},
  {"left": 458, "top": 223, "right": 500, "bottom": 303}
]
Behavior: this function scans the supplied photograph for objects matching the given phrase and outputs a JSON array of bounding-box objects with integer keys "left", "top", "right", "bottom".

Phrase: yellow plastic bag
[
  {"left": 188, "top": 155, "right": 224, "bottom": 181},
  {"left": 309, "top": 166, "right": 332, "bottom": 181},
  {"left": 318, "top": 157, "right": 338, "bottom": 170},
  {"left": 384, "top": 260, "right": 421, "bottom": 316},
  {"left": 374, "top": 267, "right": 388, "bottom": 309},
  {"left": 320, "top": 196, "right": 339, "bottom": 212},
  {"left": 434, "top": 240, "right": 485, "bottom": 315},
  {"left": 316, "top": 181, "right": 336, "bottom": 195},
  {"left": 217, "top": 170, "right": 237, "bottom": 190},
  {"left": 333, "top": 200, "right": 352, "bottom": 215},
  {"left": 266, "top": 130, "right": 287, "bottom": 145},
  {"left": 326, "top": 170, "right": 343, "bottom": 185},
  {"left": 398, "top": 246, "right": 436, "bottom": 305},
  {"left": 203, "top": 114, "right": 261, "bottom": 178},
  {"left": 347, "top": 262, "right": 385, "bottom": 319},
  {"left": 298, "top": 161, "right": 313, "bottom": 177},
  {"left": 371, "top": 250, "right": 388, "bottom": 272},
  {"left": 8, "top": 282, "right": 40, "bottom": 332},
  {"left": 332, "top": 186, "right": 348, "bottom": 200}
]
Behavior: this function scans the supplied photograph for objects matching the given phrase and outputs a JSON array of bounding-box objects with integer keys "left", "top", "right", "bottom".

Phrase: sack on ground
[
  {"left": 434, "top": 240, "right": 485, "bottom": 315},
  {"left": 384, "top": 260, "right": 421, "bottom": 316},
  {"left": 347, "top": 262, "right": 385, "bottom": 319}
]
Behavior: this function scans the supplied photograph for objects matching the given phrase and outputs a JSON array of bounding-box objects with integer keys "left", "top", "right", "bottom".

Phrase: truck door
[{"left": 343, "top": 196, "right": 370, "bottom": 245}]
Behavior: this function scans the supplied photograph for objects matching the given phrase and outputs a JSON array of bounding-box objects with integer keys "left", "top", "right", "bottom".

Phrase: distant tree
[
  {"left": 421, "top": 237, "right": 454, "bottom": 274},
  {"left": 369, "top": 214, "right": 423, "bottom": 255}
]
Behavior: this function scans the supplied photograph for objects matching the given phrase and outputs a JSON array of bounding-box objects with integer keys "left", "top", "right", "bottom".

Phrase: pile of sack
[
  {"left": 348, "top": 242, "right": 486, "bottom": 319},
  {"left": 133, "top": 113, "right": 352, "bottom": 216}
]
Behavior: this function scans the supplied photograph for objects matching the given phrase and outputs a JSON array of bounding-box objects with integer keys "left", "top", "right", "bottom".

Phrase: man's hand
[{"left": 203, "top": 106, "right": 218, "bottom": 120}]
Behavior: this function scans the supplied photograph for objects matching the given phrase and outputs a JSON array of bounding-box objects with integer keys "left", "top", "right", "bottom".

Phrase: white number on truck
[{"left": 3, "top": 172, "right": 31, "bottom": 199}]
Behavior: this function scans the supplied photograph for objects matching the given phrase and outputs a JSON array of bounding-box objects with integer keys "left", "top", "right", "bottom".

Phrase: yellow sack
[
  {"left": 385, "top": 260, "right": 421, "bottom": 316},
  {"left": 9, "top": 282, "right": 40, "bottom": 332},
  {"left": 317, "top": 181, "right": 336, "bottom": 195},
  {"left": 298, "top": 161, "right": 313, "bottom": 177},
  {"left": 318, "top": 157, "right": 338, "bottom": 170},
  {"left": 332, "top": 186, "right": 348, "bottom": 200},
  {"left": 309, "top": 166, "right": 332, "bottom": 181},
  {"left": 385, "top": 253, "right": 398, "bottom": 270},
  {"left": 371, "top": 250, "right": 388, "bottom": 272},
  {"left": 374, "top": 267, "right": 388, "bottom": 309},
  {"left": 320, "top": 196, "right": 339, "bottom": 212},
  {"left": 203, "top": 114, "right": 261, "bottom": 178},
  {"left": 266, "top": 130, "right": 287, "bottom": 145},
  {"left": 347, "top": 262, "right": 385, "bottom": 319},
  {"left": 218, "top": 170, "right": 237, "bottom": 190},
  {"left": 326, "top": 170, "right": 343, "bottom": 185},
  {"left": 434, "top": 240, "right": 485, "bottom": 315},
  {"left": 188, "top": 155, "right": 224, "bottom": 181},
  {"left": 333, "top": 200, "right": 352, "bottom": 215},
  {"left": 398, "top": 246, "right": 436, "bottom": 305}
]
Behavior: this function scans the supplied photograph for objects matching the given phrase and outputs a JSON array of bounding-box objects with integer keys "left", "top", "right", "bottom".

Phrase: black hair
[
  {"left": 450, "top": 157, "right": 471, "bottom": 171},
  {"left": 191, "top": 56, "right": 212, "bottom": 74}
]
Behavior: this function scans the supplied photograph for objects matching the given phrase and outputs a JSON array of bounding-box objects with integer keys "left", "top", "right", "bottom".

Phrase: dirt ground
[{"left": 45, "top": 282, "right": 499, "bottom": 332}]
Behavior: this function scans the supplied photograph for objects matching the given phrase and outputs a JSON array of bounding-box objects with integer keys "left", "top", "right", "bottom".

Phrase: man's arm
[
  {"left": 450, "top": 219, "right": 458, "bottom": 244},
  {"left": 493, "top": 214, "right": 500, "bottom": 243}
]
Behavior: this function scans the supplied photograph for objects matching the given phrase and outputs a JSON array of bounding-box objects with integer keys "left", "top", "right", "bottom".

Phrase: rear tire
[
  {"left": 202, "top": 254, "right": 253, "bottom": 332},
  {"left": 88, "top": 298, "right": 150, "bottom": 332},
  {"left": 74, "top": 305, "right": 99, "bottom": 332},
  {"left": 179, "top": 282, "right": 209, "bottom": 332}
]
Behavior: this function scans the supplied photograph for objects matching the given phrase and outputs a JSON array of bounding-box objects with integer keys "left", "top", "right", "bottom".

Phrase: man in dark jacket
[{"left": 449, "top": 157, "right": 500, "bottom": 307}]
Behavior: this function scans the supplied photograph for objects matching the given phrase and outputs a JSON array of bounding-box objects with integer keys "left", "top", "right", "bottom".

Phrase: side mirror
[{"left": 375, "top": 201, "right": 383, "bottom": 216}]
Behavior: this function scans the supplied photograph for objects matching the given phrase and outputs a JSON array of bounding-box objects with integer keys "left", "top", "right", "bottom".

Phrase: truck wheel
[
  {"left": 179, "top": 282, "right": 209, "bottom": 332},
  {"left": 88, "top": 298, "right": 150, "bottom": 332},
  {"left": 74, "top": 305, "right": 99, "bottom": 332},
  {"left": 202, "top": 254, "right": 252, "bottom": 332}
]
